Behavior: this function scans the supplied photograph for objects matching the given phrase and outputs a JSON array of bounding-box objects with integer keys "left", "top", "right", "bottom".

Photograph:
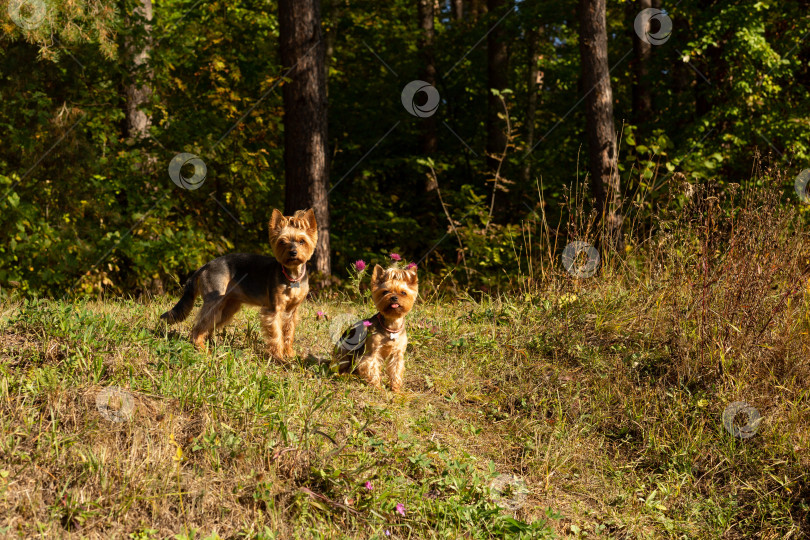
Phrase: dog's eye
[
  {"left": 298, "top": 240, "right": 305, "bottom": 245},
  {"left": 400, "top": 291, "right": 407, "bottom": 296}
]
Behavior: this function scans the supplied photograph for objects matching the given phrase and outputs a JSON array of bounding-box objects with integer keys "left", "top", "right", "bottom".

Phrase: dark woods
[{"left": 0, "top": 0, "right": 808, "bottom": 296}]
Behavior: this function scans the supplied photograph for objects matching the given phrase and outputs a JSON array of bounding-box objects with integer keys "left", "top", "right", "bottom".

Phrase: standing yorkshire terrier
[
  {"left": 161, "top": 208, "right": 317, "bottom": 360},
  {"left": 333, "top": 264, "right": 418, "bottom": 391}
]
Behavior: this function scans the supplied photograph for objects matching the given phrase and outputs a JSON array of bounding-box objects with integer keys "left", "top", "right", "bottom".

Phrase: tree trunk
[
  {"left": 695, "top": 57, "right": 713, "bottom": 118},
  {"left": 522, "top": 26, "right": 542, "bottom": 183},
  {"left": 470, "top": 0, "right": 487, "bottom": 21},
  {"left": 417, "top": 0, "right": 437, "bottom": 154},
  {"left": 578, "top": 0, "right": 623, "bottom": 251},
  {"left": 485, "top": 0, "right": 508, "bottom": 172},
  {"left": 452, "top": 0, "right": 463, "bottom": 20},
  {"left": 279, "top": 0, "right": 331, "bottom": 276},
  {"left": 123, "top": 0, "right": 153, "bottom": 141},
  {"left": 323, "top": 0, "right": 338, "bottom": 99},
  {"left": 630, "top": 0, "right": 652, "bottom": 127}
]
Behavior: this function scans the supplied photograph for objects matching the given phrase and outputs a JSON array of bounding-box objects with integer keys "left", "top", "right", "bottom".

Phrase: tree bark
[
  {"left": 417, "top": 0, "right": 437, "bottom": 154},
  {"left": 279, "top": 0, "right": 331, "bottom": 276},
  {"left": 452, "top": 0, "right": 463, "bottom": 20},
  {"left": 630, "top": 0, "right": 652, "bottom": 127},
  {"left": 123, "top": 0, "right": 153, "bottom": 141},
  {"left": 470, "top": 0, "right": 487, "bottom": 22},
  {"left": 485, "top": 0, "right": 508, "bottom": 172},
  {"left": 522, "top": 26, "right": 543, "bottom": 183},
  {"left": 323, "top": 0, "right": 337, "bottom": 99},
  {"left": 695, "top": 57, "right": 713, "bottom": 118},
  {"left": 578, "top": 0, "right": 623, "bottom": 251}
]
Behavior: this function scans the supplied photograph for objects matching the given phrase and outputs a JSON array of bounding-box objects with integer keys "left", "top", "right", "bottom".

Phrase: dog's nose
[
  {"left": 390, "top": 296, "right": 398, "bottom": 303},
  {"left": 289, "top": 249, "right": 298, "bottom": 257}
]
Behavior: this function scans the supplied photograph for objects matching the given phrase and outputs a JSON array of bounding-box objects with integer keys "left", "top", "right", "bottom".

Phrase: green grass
[{"left": 1, "top": 273, "right": 808, "bottom": 538}]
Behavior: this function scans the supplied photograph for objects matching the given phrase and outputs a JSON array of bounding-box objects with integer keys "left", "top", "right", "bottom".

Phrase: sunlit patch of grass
[
  {"left": 0, "top": 296, "right": 562, "bottom": 538},
  {"left": 1, "top": 186, "right": 809, "bottom": 538},
  {"left": 1, "top": 271, "right": 807, "bottom": 538}
]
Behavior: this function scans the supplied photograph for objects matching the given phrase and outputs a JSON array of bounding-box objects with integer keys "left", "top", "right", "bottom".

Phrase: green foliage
[
  {"left": 2, "top": 0, "right": 118, "bottom": 59},
  {"left": 1, "top": 0, "right": 809, "bottom": 295}
]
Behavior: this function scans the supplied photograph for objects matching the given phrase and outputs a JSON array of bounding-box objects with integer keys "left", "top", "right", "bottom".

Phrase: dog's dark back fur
[{"left": 160, "top": 253, "right": 301, "bottom": 323}]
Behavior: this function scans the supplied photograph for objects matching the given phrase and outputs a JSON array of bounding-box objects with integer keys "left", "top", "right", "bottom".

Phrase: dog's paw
[
  {"left": 192, "top": 336, "right": 208, "bottom": 352},
  {"left": 265, "top": 345, "right": 286, "bottom": 362}
]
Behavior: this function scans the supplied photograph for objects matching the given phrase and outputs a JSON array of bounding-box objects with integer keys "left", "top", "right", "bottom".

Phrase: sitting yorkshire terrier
[
  {"left": 161, "top": 208, "right": 317, "bottom": 360},
  {"left": 333, "top": 264, "right": 418, "bottom": 392}
]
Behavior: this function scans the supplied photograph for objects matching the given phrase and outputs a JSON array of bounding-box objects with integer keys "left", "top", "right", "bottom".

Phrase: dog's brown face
[
  {"left": 371, "top": 265, "right": 418, "bottom": 318},
  {"left": 269, "top": 208, "right": 318, "bottom": 268}
]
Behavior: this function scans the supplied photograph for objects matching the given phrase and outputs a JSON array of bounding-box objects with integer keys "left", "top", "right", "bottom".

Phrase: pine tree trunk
[
  {"left": 417, "top": 0, "right": 437, "bottom": 154},
  {"left": 522, "top": 26, "right": 542, "bottom": 183},
  {"left": 578, "top": 0, "right": 623, "bottom": 251},
  {"left": 470, "top": 0, "right": 487, "bottom": 22},
  {"left": 123, "top": 0, "right": 153, "bottom": 141},
  {"left": 630, "top": 0, "right": 652, "bottom": 127},
  {"left": 485, "top": 0, "right": 508, "bottom": 172},
  {"left": 279, "top": 0, "right": 331, "bottom": 276},
  {"left": 323, "top": 0, "right": 338, "bottom": 100},
  {"left": 452, "top": 0, "right": 463, "bottom": 20}
]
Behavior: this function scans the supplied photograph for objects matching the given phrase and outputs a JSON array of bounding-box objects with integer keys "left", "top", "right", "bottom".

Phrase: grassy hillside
[{"left": 1, "top": 187, "right": 809, "bottom": 539}]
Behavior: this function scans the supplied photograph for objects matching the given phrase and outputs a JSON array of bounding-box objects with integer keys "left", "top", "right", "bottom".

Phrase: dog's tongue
[{"left": 390, "top": 303, "right": 400, "bottom": 309}]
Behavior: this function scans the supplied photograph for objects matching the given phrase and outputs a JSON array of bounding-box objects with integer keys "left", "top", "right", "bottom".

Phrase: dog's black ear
[
  {"left": 269, "top": 209, "right": 285, "bottom": 235},
  {"left": 371, "top": 264, "right": 385, "bottom": 284}
]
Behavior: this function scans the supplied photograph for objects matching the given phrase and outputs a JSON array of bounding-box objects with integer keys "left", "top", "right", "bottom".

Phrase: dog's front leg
[
  {"left": 385, "top": 349, "right": 406, "bottom": 392},
  {"left": 260, "top": 308, "right": 285, "bottom": 361},
  {"left": 356, "top": 351, "right": 383, "bottom": 389},
  {"left": 281, "top": 306, "right": 300, "bottom": 359}
]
